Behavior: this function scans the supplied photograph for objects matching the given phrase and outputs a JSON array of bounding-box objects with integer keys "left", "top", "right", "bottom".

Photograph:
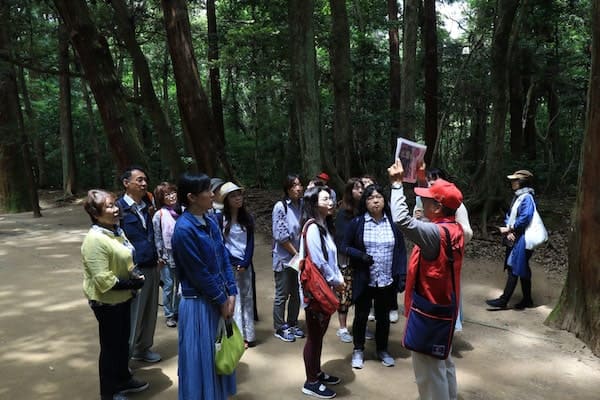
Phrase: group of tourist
[{"left": 80, "top": 161, "right": 541, "bottom": 400}]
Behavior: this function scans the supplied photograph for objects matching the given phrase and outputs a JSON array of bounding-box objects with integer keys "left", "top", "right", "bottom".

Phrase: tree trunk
[
  {"left": 58, "top": 23, "right": 77, "bottom": 196},
  {"left": 80, "top": 79, "right": 104, "bottom": 187},
  {"left": 0, "top": 1, "right": 40, "bottom": 215},
  {"left": 206, "top": 0, "right": 235, "bottom": 179},
  {"left": 479, "top": 0, "right": 520, "bottom": 236},
  {"left": 161, "top": 0, "right": 217, "bottom": 175},
  {"left": 545, "top": 0, "right": 600, "bottom": 356},
  {"left": 423, "top": 0, "right": 438, "bottom": 165},
  {"left": 400, "top": 0, "right": 418, "bottom": 140},
  {"left": 523, "top": 76, "right": 538, "bottom": 160},
  {"left": 289, "top": 0, "right": 321, "bottom": 178},
  {"left": 110, "top": 0, "right": 183, "bottom": 180},
  {"left": 509, "top": 46, "right": 524, "bottom": 157},
  {"left": 388, "top": 0, "right": 401, "bottom": 144},
  {"left": 330, "top": 0, "right": 352, "bottom": 182},
  {"left": 54, "top": 0, "right": 147, "bottom": 172},
  {"left": 18, "top": 66, "right": 46, "bottom": 188}
]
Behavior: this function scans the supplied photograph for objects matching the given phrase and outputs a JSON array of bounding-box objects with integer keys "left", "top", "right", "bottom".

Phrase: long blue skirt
[{"left": 178, "top": 296, "right": 236, "bottom": 400}]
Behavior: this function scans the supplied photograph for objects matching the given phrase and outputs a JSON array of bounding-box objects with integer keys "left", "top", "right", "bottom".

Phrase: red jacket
[{"left": 404, "top": 221, "right": 464, "bottom": 316}]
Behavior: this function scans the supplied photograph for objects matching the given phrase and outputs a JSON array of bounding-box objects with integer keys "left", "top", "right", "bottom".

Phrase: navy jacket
[
  {"left": 341, "top": 212, "right": 407, "bottom": 303},
  {"left": 117, "top": 197, "right": 157, "bottom": 267}
]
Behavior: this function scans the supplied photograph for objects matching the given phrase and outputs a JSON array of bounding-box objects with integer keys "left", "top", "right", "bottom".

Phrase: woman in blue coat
[
  {"left": 486, "top": 169, "right": 538, "bottom": 310},
  {"left": 171, "top": 173, "right": 238, "bottom": 400}
]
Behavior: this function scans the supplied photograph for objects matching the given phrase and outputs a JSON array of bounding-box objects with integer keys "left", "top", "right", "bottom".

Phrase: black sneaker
[
  {"left": 118, "top": 378, "right": 149, "bottom": 394},
  {"left": 302, "top": 381, "right": 336, "bottom": 399},
  {"left": 485, "top": 297, "right": 507, "bottom": 309},
  {"left": 514, "top": 299, "right": 534, "bottom": 310},
  {"left": 317, "top": 372, "right": 340, "bottom": 385}
]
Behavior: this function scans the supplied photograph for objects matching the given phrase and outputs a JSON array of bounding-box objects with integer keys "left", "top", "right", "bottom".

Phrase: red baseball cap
[
  {"left": 316, "top": 172, "right": 330, "bottom": 182},
  {"left": 414, "top": 179, "right": 463, "bottom": 210}
]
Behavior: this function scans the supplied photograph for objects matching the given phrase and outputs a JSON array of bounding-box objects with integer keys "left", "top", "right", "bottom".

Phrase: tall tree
[
  {"left": 206, "top": 0, "right": 234, "bottom": 179},
  {"left": 288, "top": 0, "right": 321, "bottom": 177},
  {"left": 161, "top": 0, "right": 217, "bottom": 175},
  {"left": 423, "top": 0, "right": 438, "bottom": 164},
  {"left": 546, "top": 0, "right": 600, "bottom": 357},
  {"left": 388, "top": 0, "right": 401, "bottom": 142},
  {"left": 479, "top": 0, "right": 520, "bottom": 234},
  {"left": 53, "top": 0, "right": 147, "bottom": 171},
  {"left": 110, "top": 0, "right": 184, "bottom": 179},
  {"left": 58, "top": 23, "right": 76, "bottom": 196},
  {"left": 0, "top": 0, "right": 40, "bottom": 215},
  {"left": 400, "top": 0, "right": 418, "bottom": 140},
  {"left": 330, "top": 0, "right": 352, "bottom": 181}
]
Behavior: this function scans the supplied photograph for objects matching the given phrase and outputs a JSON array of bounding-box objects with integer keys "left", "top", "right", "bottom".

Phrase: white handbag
[{"left": 524, "top": 206, "right": 548, "bottom": 250}]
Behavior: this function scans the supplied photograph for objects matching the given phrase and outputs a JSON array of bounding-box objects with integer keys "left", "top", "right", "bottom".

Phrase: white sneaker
[
  {"left": 336, "top": 328, "right": 352, "bottom": 343},
  {"left": 368, "top": 308, "right": 375, "bottom": 322},
  {"left": 351, "top": 349, "right": 364, "bottom": 369},
  {"left": 389, "top": 310, "right": 399, "bottom": 323}
]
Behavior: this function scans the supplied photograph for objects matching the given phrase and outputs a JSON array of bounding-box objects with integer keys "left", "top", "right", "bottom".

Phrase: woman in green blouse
[{"left": 81, "top": 189, "right": 148, "bottom": 400}]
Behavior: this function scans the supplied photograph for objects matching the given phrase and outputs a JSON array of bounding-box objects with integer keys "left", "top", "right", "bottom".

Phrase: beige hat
[
  {"left": 218, "top": 182, "right": 243, "bottom": 203},
  {"left": 507, "top": 169, "right": 533, "bottom": 180}
]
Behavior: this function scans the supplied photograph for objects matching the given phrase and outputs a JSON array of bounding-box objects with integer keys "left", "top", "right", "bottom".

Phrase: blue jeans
[{"left": 161, "top": 265, "right": 179, "bottom": 318}]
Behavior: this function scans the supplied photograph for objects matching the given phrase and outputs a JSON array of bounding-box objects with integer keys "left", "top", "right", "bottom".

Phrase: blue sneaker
[
  {"left": 291, "top": 325, "right": 305, "bottom": 338},
  {"left": 274, "top": 324, "right": 296, "bottom": 342},
  {"left": 302, "top": 381, "right": 336, "bottom": 398}
]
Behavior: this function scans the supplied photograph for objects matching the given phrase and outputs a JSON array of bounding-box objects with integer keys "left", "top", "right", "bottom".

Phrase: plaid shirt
[{"left": 363, "top": 213, "right": 395, "bottom": 287}]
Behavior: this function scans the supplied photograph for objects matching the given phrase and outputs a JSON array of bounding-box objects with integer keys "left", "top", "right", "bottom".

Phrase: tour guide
[{"left": 387, "top": 159, "right": 465, "bottom": 400}]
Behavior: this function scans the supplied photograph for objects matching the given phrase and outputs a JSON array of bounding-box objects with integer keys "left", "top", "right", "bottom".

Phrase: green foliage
[{"left": 7, "top": 0, "right": 593, "bottom": 196}]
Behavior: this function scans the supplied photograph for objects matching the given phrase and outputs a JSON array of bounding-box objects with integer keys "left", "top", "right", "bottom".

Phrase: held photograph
[{"left": 394, "top": 137, "right": 427, "bottom": 183}]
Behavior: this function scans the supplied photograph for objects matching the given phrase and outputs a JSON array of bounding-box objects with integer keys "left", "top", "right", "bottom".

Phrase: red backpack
[{"left": 299, "top": 219, "right": 340, "bottom": 316}]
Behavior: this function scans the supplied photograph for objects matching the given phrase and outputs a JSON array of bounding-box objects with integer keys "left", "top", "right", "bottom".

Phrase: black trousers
[
  {"left": 353, "top": 284, "right": 395, "bottom": 352},
  {"left": 91, "top": 299, "right": 132, "bottom": 398}
]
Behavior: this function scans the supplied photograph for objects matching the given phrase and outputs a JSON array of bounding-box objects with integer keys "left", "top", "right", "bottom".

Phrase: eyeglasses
[{"left": 165, "top": 192, "right": 177, "bottom": 198}]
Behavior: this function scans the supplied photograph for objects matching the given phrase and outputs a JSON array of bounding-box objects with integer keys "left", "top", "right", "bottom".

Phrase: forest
[{"left": 0, "top": 1, "right": 598, "bottom": 354}]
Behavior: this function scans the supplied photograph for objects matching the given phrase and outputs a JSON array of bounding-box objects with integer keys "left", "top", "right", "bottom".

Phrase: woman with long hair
[
  {"left": 171, "top": 174, "right": 238, "bottom": 400},
  {"left": 218, "top": 182, "right": 256, "bottom": 347},
  {"left": 341, "top": 184, "right": 407, "bottom": 369},
  {"left": 300, "top": 186, "right": 345, "bottom": 399},
  {"left": 333, "top": 178, "right": 364, "bottom": 343}
]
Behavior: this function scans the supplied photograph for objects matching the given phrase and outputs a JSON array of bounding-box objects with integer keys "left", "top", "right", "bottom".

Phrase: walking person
[
  {"left": 388, "top": 159, "right": 465, "bottom": 400},
  {"left": 171, "top": 173, "right": 238, "bottom": 400},
  {"left": 272, "top": 174, "right": 305, "bottom": 342},
  {"left": 116, "top": 166, "right": 161, "bottom": 363},
  {"left": 341, "top": 184, "right": 407, "bottom": 369},
  {"left": 81, "top": 189, "right": 149, "bottom": 400},
  {"left": 333, "top": 178, "right": 364, "bottom": 343},
  {"left": 486, "top": 169, "right": 539, "bottom": 309},
  {"left": 217, "top": 182, "right": 257, "bottom": 348},
  {"left": 152, "top": 182, "right": 181, "bottom": 328},
  {"left": 300, "top": 186, "right": 345, "bottom": 399}
]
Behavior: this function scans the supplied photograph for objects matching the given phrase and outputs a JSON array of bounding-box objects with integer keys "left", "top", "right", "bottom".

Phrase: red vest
[{"left": 404, "top": 220, "right": 464, "bottom": 316}]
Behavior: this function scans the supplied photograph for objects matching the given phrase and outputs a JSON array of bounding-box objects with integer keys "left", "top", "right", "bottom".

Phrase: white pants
[
  {"left": 411, "top": 351, "right": 457, "bottom": 400},
  {"left": 234, "top": 267, "right": 256, "bottom": 342}
]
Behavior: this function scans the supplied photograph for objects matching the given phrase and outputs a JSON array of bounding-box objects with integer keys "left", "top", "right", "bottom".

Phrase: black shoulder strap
[
  {"left": 301, "top": 219, "right": 329, "bottom": 262},
  {"left": 441, "top": 226, "right": 456, "bottom": 296}
]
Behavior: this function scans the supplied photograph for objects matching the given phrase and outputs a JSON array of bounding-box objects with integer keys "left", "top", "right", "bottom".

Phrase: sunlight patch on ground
[{"left": 42, "top": 299, "right": 86, "bottom": 312}]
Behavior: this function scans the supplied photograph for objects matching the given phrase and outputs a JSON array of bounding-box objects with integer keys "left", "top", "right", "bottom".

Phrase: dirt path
[{"left": 1, "top": 201, "right": 598, "bottom": 400}]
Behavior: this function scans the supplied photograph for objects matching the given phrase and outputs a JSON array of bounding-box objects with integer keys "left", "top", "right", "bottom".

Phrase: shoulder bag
[{"left": 299, "top": 219, "right": 340, "bottom": 316}]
